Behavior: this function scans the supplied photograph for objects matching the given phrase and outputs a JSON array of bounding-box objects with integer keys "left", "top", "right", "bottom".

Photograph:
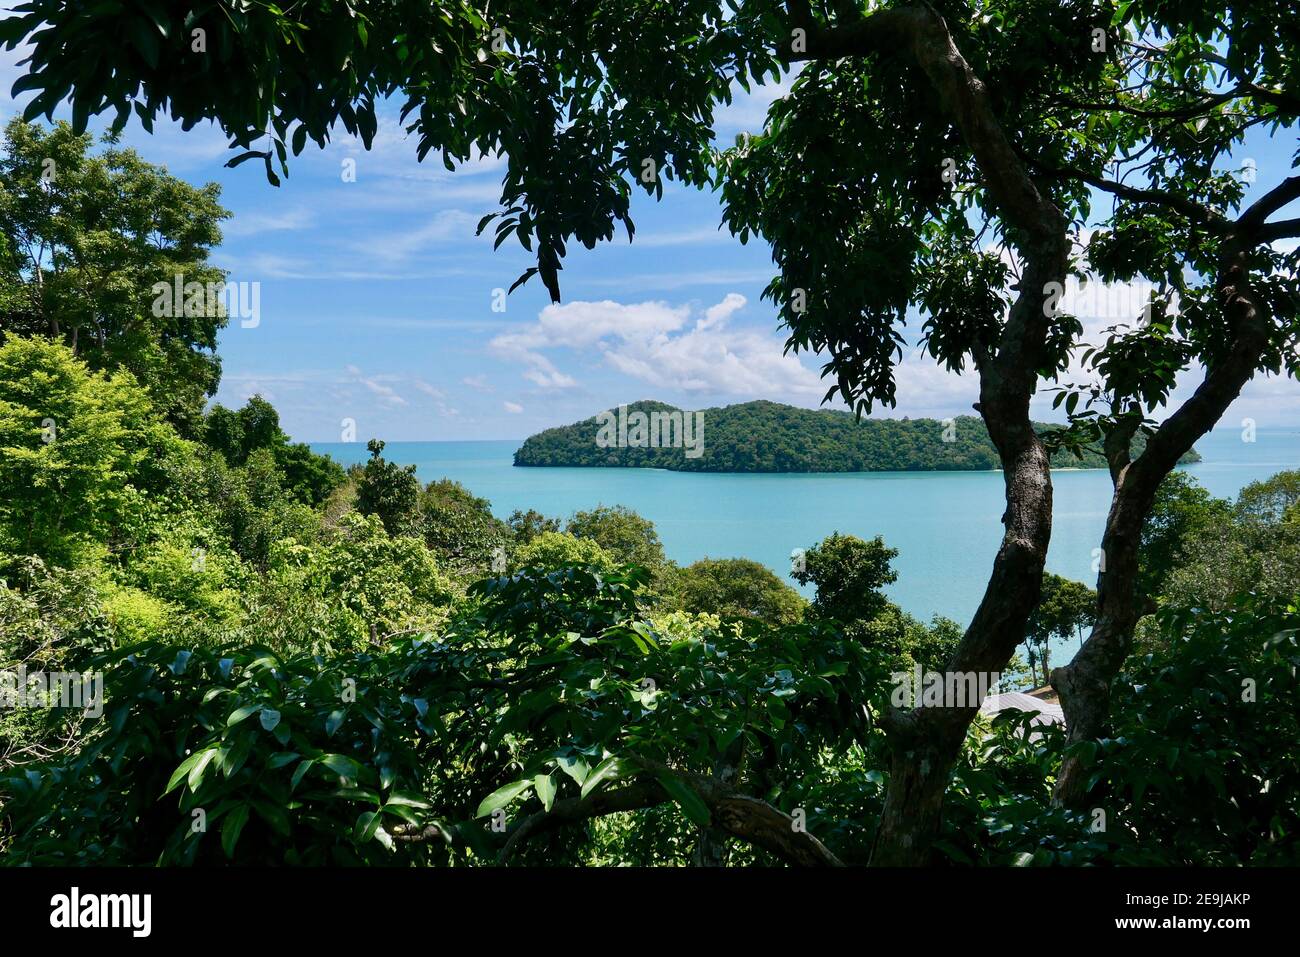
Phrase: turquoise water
[{"left": 312, "top": 427, "right": 1298, "bottom": 630}]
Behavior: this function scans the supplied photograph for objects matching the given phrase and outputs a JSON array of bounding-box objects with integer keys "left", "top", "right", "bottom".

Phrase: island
[{"left": 513, "top": 400, "right": 1201, "bottom": 473}]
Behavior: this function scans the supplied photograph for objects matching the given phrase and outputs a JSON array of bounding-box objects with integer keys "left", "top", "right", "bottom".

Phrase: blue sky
[{"left": 3, "top": 43, "right": 1298, "bottom": 444}]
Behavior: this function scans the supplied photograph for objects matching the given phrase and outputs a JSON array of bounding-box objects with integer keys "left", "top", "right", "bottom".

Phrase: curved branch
[
  {"left": 499, "top": 780, "right": 667, "bottom": 863},
  {"left": 498, "top": 765, "right": 844, "bottom": 867},
  {"left": 1239, "top": 175, "right": 1300, "bottom": 229},
  {"left": 389, "top": 823, "right": 446, "bottom": 844},
  {"left": 1025, "top": 156, "right": 1228, "bottom": 231}
]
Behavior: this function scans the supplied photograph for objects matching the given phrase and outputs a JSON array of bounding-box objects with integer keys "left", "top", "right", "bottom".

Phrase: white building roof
[{"left": 979, "top": 691, "right": 1065, "bottom": 725}]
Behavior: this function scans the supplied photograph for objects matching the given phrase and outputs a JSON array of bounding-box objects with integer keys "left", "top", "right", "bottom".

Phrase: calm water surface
[{"left": 313, "top": 427, "right": 1299, "bottom": 636}]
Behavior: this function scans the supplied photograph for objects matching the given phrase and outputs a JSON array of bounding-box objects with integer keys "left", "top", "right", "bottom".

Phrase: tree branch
[
  {"left": 1239, "top": 175, "right": 1300, "bottom": 229},
  {"left": 1257, "top": 217, "right": 1300, "bottom": 243},
  {"left": 498, "top": 764, "right": 844, "bottom": 867},
  {"left": 1026, "top": 157, "right": 1228, "bottom": 231}
]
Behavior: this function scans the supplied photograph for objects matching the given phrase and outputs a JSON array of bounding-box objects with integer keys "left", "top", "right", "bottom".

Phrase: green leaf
[
  {"left": 227, "top": 704, "right": 260, "bottom": 727},
  {"left": 221, "top": 803, "right": 250, "bottom": 858},
  {"left": 654, "top": 772, "right": 711, "bottom": 827},
  {"left": 476, "top": 779, "right": 533, "bottom": 818},
  {"left": 259, "top": 708, "right": 281, "bottom": 732},
  {"left": 268, "top": 751, "right": 300, "bottom": 770},
  {"left": 291, "top": 758, "right": 315, "bottom": 792},
  {"left": 556, "top": 751, "right": 589, "bottom": 787},
  {"left": 164, "top": 748, "right": 211, "bottom": 795},
  {"left": 580, "top": 756, "right": 626, "bottom": 799},
  {"left": 318, "top": 753, "right": 364, "bottom": 780},
  {"left": 355, "top": 810, "right": 381, "bottom": 843},
  {"left": 186, "top": 747, "right": 219, "bottom": 792},
  {"left": 325, "top": 709, "right": 345, "bottom": 737},
  {"left": 534, "top": 774, "right": 557, "bottom": 812},
  {"left": 221, "top": 733, "right": 253, "bottom": 778},
  {"left": 385, "top": 790, "right": 431, "bottom": 809}
]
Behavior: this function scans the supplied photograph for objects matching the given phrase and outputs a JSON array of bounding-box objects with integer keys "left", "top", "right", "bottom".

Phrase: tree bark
[
  {"left": 786, "top": 1, "right": 1070, "bottom": 864},
  {"left": 1051, "top": 219, "right": 1280, "bottom": 807},
  {"left": 873, "top": 367, "right": 1057, "bottom": 863},
  {"left": 498, "top": 764, "right": 843, "bottom": 867}
]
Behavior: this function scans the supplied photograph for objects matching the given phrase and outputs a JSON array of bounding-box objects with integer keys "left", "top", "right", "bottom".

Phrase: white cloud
[
  {"left": 633, "top": 225, "right": 732, "bottom": 248},
  {"left": 355, "top": 209, "right": 484, "bottom": 264},
  {"left": 345, "top": 365, "right": 407, "bottom": 406},
  {"left": 224, "top": 206, "right": 315, "bottom": 237},
  {"left": 490, "top": 294, "right": 823, "bottom": 399},
  {"left": 503, "top": 401, "right": 524, "bottom": 414}
]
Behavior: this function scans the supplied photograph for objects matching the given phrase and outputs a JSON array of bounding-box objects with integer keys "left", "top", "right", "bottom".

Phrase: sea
[{"left": 313, "top": 426, "right": 1298, "bottom": 655}]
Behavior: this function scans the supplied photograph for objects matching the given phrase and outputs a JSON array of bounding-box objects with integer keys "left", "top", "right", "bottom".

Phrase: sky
[{"left": 2, "top": 39, "right": 1298, "bottom": 444}]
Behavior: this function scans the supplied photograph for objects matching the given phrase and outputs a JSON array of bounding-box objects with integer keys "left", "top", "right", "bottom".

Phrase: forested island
[{"left": 514, "top": 400, "right": 1201, "bottom": 472}]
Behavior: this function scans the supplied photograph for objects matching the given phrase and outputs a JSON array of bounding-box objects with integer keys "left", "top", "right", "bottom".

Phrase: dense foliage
[
  {"left": 0, "top": 119, "right": 229, "bottom": 433},
  {"left": 1, "top": 321, "right": 1294, "bottom": 866},
  {"left": 0, "top": 0, "right": 1296, "bottom": 868},
  {"left": 3, "top": 0, "right": 1295, "bottom": 865},
  {"left": 514, "top": 400, "right": 1199, "bottom": 472}
]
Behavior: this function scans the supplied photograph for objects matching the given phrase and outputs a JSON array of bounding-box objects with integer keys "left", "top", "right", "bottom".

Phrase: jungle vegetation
[{"left": 1, "top": 0, "right": 1298, "bottom": 866}]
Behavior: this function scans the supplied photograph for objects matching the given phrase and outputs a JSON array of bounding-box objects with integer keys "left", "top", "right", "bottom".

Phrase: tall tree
[{"left": 0, "top": 119, "right": 230, "bottom": 432}]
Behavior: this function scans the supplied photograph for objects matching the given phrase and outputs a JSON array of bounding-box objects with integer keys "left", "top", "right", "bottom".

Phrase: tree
[
  {"left": 419, "top": 478, "right": 510, "bottom": 575},
  {"left": 665, "top": 557, "right": 807, "bottom": 624},
  {"left": 793, "top": 533, "right": 958, "bottom": 672},
  {"left": 0, "top": 119, "right": 230, "bottom": 433},
  {"left": 793, "top": 533, "right": 898, "bottom": 626},
  {"left": 1136, "top": 472, "right": 1231, "bottom": 603},
  {"left": 566, "top": 506, "right": 667, "bottom": 576},
  {"left": 0, "top": 335, "right": 156, "bottom": 567},
  {"left": 1235, "top": 470, "right": 1300, "bottom": 526},
  {"left": 355, "top": 440, "right": 420, "bottom": 537},
  {"left": 507, "top": 508, "right": 561, "bottom": 546},
  {"left": 1153, "top": 471, "right": 1300, "bottom": 615},
  {"left": 202, "top": 396, "right": 344, "bottom": 506},
  {"left": 12, "top": 0, "right": 1298, "bottom": 864},
  {"left": 1024, "top": 574, "right": 1096, "bottom": 684},
  {"left": 513, "top": 531, "right": 616, "bottom": 573}
]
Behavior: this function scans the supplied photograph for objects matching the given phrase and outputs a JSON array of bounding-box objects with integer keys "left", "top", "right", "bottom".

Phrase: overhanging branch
[{"left": 498, "top": 763, "right": 844, "bottom": 867}]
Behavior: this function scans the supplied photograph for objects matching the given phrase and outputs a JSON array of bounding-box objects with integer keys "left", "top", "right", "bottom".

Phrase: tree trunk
[
  {"left": 1050, "top": 473, "right": 1153, "bottom": 805},
  {"left": 1051, "top": 227, "right": 1277, "bottom": 807},
  {"left": 789, "top": 4, "right": 1071, "bottom": 864},
  {"left": 872, "top": 245, "right": 1063, "bottom": 863},
  {"left": 872, "top": 423, "right": 1054, "bottom": 863}
]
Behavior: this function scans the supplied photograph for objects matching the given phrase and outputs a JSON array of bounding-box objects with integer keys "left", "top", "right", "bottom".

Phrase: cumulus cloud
[{"left": 489, "top": 294, "right": 823, "bottom": 399}]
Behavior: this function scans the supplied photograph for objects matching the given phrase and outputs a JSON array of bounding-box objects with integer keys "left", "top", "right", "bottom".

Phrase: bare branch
[{"left": 1239, "top": 175, "right": 1300, "bottom": 229}]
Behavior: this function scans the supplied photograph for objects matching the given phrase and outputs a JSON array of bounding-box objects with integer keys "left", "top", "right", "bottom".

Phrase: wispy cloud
[{"left": 224, "top": 206, "right": 316, "bottom": 237}]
